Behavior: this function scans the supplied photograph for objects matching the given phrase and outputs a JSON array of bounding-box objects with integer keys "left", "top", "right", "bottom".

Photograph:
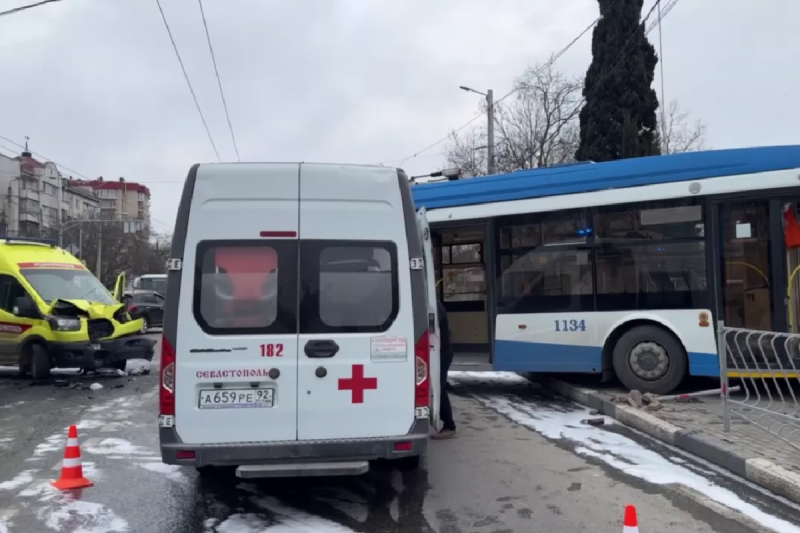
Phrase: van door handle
[{"left": 304, "top": 340, "right": 339, "bottom": 358}]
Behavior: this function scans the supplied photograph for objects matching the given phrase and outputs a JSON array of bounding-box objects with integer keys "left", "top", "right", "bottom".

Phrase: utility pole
[
  {"left": 96, "top": 223, "right": 102, "bottom": 279},
  {"left": 57, "top": 171, "right": 63, "bottom": 247},
  {"left": 459, "top": 86, "right": 495, "bottom": 175},
  {"left": 486, "top": 89, "right": 495, "bottom": 175}
]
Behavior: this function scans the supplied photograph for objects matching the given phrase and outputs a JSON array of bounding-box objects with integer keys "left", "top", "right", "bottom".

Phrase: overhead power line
[
  {"left": 0, "top": 0, "right": 63, "bottom": 17},
  {"left": 378, "top": 0, "right": 627, "bottom": 167},
  {"left": 197, "top": 0, "right": 240, "bottom": 162},
  {"left": 154, "top": 0, "right": 221, "bottom": 162}
]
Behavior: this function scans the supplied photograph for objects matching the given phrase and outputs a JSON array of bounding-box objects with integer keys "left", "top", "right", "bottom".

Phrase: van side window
[
  {"left": 300, "top": 241, "right": 398, "bottom": 333},
  {"left": 0, "top": 275, "right": 29, "bottom": 314},
  {"left": 193, "top": 240, "right": 298, "bottom": 335}
]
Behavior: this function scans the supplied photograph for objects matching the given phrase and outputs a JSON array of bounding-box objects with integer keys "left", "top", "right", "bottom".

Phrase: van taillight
[
  {"left": 159, "top": 335, "right": 176, "bottom": 416},
  {"left": 414, "top": 330, "right": 429, "bottom": 408}
]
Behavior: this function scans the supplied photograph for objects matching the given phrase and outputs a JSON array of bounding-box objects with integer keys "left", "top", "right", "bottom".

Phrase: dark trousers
[{"left": 439, "top": 352, "right": 456, "bottom": 431}]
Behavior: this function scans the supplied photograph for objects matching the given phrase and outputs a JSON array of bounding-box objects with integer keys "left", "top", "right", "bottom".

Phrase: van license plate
[{"left": 198, "top": 388, "right": 274, "bottom": 410}]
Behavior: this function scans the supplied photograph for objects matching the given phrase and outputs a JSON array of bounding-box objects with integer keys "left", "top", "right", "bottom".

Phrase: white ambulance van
[{"left": 159, "top": 163, "right": 440, "bottom": 478}]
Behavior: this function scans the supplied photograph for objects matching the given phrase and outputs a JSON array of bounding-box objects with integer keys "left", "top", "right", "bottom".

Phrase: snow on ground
[
  {"left": 204, "top": 486, "right": 359, "bottom": 533},
  {"left": 0, "top": 471, "right": 36, "bottom": 491},
  {"left": 451, "top": 372, "right": 800, "bottom": 533},
  {"left": 0, "top": 507, "right": 17, "bottom": 533}
]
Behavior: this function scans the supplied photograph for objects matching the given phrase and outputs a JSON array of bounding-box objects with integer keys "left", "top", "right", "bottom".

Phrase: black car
[{"left": 124, "top": 290, "right": 164, "bottom": 334}]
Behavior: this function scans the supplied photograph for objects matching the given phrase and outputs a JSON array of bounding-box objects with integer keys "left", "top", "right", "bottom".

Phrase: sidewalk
[{"left": 528, "top": 375, "right": 800, "bottom": 505}]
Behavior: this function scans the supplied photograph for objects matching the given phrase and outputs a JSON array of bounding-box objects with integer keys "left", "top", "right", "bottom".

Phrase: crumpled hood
[{"left": 47, "top": 299, "right": 124, "bottom": 318}]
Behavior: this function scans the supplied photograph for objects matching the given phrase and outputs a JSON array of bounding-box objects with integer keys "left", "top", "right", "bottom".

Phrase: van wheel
[
  {"left": 195, "top": 466, "right": 234, "bottom": 479},
  {"left": 140, "top": 317, "right": 148, "bottom": 334},
  {"left": 29, "top": 344, "right": 52, "bottom": 381},
  {"left": 612, "top": 325, "right": 686, "bottom": 395},
  {"left": 394, "top": 455, "right": 421, "bottom": 473}
]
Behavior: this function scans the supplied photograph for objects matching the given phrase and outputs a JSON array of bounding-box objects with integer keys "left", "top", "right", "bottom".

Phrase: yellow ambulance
[{"left": 0, "top": 237, "right": 155, "bottom": 379}]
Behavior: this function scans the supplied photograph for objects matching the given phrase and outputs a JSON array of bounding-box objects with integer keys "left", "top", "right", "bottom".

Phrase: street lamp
[{"left": 459, "top": 86, "right": 495, "bottom": 175}]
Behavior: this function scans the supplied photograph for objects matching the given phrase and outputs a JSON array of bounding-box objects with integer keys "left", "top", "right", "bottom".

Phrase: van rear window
[
  {"left": 193, "top": 240, "right": 397, "bottom": 335},
  {"left": 193, "top": 240, "right": 298, "bottom": 335},
  {"left": 300, "top": 241, "right": 398, "bottom": 333}
]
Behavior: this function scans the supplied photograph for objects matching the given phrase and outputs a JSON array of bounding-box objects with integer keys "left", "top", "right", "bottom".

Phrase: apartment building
[
  {"left": 1, "top": 150, "right": 100, "bottom": 238},
  {"left": 70, "top": 177, "right": 151, "bottom": 228}
]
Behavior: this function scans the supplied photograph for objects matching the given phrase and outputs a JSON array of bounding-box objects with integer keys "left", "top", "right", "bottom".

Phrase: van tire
[
  {"left": 394, "top": 455, "right": 421, "bottom": 472},
  {"left": 195, "top": 466, "right": 234, "bottom": 479},
  {"left": 612, "top": 325, "right": 686, "bottom": 395},
  {"left": 29, "top": 344, "right": 52, "bottom": 381}
]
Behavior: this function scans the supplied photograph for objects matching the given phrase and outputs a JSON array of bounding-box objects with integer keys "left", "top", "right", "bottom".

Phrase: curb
[{"left": 528, "top": 374, "right": 800, "bottom": 505}]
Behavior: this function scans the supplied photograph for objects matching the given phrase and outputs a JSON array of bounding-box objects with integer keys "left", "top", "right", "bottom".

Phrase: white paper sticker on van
[{"left": 370, "top": 336, "right": 408, "bottom": 362}]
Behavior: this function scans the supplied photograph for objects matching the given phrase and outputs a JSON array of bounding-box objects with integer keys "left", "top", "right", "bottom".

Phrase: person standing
[{"left": 432, "top": 299, "right": 456, "bottom": 439}]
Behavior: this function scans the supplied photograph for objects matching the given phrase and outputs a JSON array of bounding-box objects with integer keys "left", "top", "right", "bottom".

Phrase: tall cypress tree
[{"left": 576, "top": 0, "right": 660, "bottom": 162}]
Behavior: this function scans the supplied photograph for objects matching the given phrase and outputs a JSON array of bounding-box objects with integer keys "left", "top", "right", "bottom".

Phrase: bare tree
[
  {"left": 445, "top": 59, "right": 582, "bottom": 174},
  {"left": 659, "top": 99, "right": 708, "bottom": 154},
  {"left": 58, "top": 220, "right": 171, "bottom": 287},
  {"left": 444, "top": 128, "right": 488, "bottom": 177}
]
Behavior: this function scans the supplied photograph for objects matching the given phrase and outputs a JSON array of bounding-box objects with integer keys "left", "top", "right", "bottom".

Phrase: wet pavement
[{"left": 1, "top": 341, "right": 800, "bottom": 532}]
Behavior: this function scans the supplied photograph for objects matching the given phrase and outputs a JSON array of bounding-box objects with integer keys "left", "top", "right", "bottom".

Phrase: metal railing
[{"left": 718, "top": 320, "right": 800, "bottom": 452}]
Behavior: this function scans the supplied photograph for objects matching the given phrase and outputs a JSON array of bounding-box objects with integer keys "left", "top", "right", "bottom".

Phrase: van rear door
[
  {"left": 173, "top": 163, "right": 300, "bottom": 445},
  {"left": 297, "top": 164, "right": 416, "bottom": 440},
  {"left": 416, "top": 207, "right": 441, "bottom": 430}
]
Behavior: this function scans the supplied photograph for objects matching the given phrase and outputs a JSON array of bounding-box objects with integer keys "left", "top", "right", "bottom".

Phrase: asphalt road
[{"left": 1, "top": 337, "right": 799, "bottom": 532}]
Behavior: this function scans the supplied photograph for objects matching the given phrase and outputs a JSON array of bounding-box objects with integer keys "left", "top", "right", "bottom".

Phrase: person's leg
[
  {"left": 433, "top": 353, "right": 456, "bottom": 439},
  {"left": 439, "top": 386, "right": 456, "bottom": 431}
]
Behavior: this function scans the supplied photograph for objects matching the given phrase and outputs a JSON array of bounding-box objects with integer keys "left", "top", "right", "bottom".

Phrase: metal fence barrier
[{"left": 718, "top": 320, "right": 800, "bottom": 452}]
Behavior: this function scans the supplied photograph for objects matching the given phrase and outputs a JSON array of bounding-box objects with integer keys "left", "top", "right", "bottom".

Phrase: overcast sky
[{"left": 1, "top": 0, "right": 798, "bottom": 231}]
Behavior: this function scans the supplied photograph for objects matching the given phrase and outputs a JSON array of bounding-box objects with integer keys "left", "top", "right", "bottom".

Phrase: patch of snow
[
  {"left": 207, "top": 496, "right": 358, "bottom": 532},
  {"left": 39, "top": 497, "right": 128, "bottom": 533},
  {"left": 18, "top": 478, "right": 127, "bottom": 532},
  {"left": 96, "top": 368, "right": 126, "bottom": 377},
  {"left": 138, "top": 462, "right": 187, "bottom": 483},
  {"left": 0, "top": 470, "right": 37, "bottom": 491},
  {"left": 34, "top": 433, "right": 64, "bottom": 456},
  {"left": 86, "top": 396, "right": 134, "bottom": 414},
  {"left": 83, "top": 438, "right": 149, "bottom": 456},
  {"left": 19, "top": 481, "right": 54, "bottom": 499},
  {"left": 0, "top": 401, "right": 26, "bottom": 410},
  {"left": 0, "top": 507, "right": 17, "bottom": 533},
  {"left": 75, "top": 419, "right": 105, "bottom": 430},
  {"left": 89, "top": 383, "right": 104, "bottom": 391},
  {"left": 449, "top": 370, "right": 528, "bottom": 386},
  {"left": 474, "top": 392, "right": 800, "bottom": 533}
]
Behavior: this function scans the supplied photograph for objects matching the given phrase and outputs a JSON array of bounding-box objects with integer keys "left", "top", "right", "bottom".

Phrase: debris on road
[
  {"left": 89, "top": 383, "right": 104, "bottom": 391},
  {"left": 581, "top": 417, "right": 605, "bottom": 426},
  {"left": 613, "top": 390, "right": 664, "bottom": 411},
  {"left": 613, "top": 387, "right": 741, "bottom": 410}
]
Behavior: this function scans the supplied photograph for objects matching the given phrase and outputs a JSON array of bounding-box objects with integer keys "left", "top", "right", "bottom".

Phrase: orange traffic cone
[
  {"left": 51, "top": 425, "right": 94, "bottom": 490},
  {"left": 623, "top": 505, "right": 639, "bottom": 532}
]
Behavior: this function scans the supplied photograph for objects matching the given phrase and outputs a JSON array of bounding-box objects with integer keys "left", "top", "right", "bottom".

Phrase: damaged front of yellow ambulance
[{"left": 2, "top": 245, "right": 156, "bottom": 379}]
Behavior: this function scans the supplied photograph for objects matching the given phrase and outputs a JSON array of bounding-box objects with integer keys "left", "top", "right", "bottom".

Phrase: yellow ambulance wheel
[{"left": 29, "top": 344, "right": 51, "bottom": 381}]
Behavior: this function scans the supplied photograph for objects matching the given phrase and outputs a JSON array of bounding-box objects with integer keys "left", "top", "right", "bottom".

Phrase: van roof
[
  {"left": 411, "top": 145, "right": 800, "bottom": 210},
  {"left": 0, "top": 239, "right": 84, "bottom": 270}
]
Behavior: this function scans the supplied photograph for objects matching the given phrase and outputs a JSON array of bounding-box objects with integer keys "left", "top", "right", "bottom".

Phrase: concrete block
[
  {"left": 614, "top": 405, "right": 680, "bottom": 446},
  {"left": 745, "top": 458, "right": 800, "bottom": 504}
]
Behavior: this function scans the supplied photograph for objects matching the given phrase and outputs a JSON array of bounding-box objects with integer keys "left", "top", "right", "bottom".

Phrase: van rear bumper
[{"left": 159, "top": 418, "right": 429, "bottom": 468}]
